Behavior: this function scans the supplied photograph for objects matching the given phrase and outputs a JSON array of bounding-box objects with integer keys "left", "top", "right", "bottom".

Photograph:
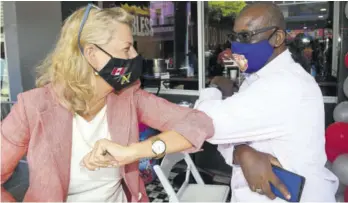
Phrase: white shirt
[
  {"left": 66, "top": 106, "right": 126, "bottom": 202},
  {"left": 195, "top": 50, "right": 339, "bottom": 202}
]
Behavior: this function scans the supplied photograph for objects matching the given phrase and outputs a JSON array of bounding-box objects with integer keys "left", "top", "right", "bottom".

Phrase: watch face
[{"left": 152, "top": 140, "right": 166, "bottom": 154}]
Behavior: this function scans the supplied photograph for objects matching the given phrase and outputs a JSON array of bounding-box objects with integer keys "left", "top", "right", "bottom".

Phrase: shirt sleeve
[{"left": 195, "top": 78, "right": 300, "bottom": 145}]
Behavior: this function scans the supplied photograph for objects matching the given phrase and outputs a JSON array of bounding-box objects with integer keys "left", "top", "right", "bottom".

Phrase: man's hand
[
  {"left": 210, "top": 76, "right": 238, "bottom": 97},
  {"left": 234, "top": 145, "right": 291, "bottom": 200}
]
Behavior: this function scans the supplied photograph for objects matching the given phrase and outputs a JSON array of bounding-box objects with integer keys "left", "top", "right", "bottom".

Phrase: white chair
[{"left": 153, "top": 152, "right": 230, "bottom": 202}]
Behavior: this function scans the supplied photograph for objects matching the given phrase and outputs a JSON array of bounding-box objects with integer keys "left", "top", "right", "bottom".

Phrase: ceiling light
[
  {"left": 320, "top": 8, "right": 327, "bottom": 12},
  {"left": 318, "top": 15, "right": 324, "bottom": 18}
]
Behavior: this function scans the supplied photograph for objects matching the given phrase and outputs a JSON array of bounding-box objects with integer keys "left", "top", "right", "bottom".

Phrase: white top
[
  {"left": 195, "top": 49, "right": 339, "bottom": 202},
  {"left": 66, "top": 106, "right": 126, "bottom": 202}
]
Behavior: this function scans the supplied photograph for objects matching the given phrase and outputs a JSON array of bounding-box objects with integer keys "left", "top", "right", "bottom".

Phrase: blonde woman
[{"left": 1, "top": 4, "right": 214, "bottom": 202}]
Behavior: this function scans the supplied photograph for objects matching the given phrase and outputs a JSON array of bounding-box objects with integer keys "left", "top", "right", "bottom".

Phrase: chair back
[{"left": 153, "top": 152, "right": 205, "bottom": 202}]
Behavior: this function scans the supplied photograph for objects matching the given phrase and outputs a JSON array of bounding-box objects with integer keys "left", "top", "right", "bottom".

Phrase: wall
[{"left": 3, "top": 1, "right": 62, "bottom": 101}]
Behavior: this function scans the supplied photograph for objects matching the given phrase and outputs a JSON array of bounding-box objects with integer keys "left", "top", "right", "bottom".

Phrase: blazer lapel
[
  {"left": 40, "top": 103, "right": 73, "bottom": 199},
  {"left": 106, "top": 93, "right": 131, "bottom": 146}
]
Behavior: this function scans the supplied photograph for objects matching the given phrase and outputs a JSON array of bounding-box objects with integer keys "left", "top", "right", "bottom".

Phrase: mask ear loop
[
  {"left": 267, "top": 28, "right": 279, "bottom": 41},
  {"left": 94, "top": 44, "right": 113, "bottom": 58},
  {"left": 92, "top": 44, "right": 115, "bottom": 76}
]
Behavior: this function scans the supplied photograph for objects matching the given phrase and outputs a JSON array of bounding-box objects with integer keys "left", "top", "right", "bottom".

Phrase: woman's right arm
[{"left": 1, "top": 94, "right": 30, "bottom": 202}]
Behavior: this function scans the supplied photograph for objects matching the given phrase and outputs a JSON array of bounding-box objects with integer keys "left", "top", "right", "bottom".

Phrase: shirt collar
[{"left": 252, "top": 49, "right": 294, "bottom": 77}]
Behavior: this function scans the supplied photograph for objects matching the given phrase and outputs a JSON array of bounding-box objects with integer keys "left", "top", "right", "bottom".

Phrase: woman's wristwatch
[{"left": 151, "top": 137, "right": 166, "bottom": 159}]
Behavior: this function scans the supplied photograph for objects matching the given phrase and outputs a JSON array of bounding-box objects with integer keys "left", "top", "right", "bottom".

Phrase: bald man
[{"left": 196, "top": 2, "right": 338, "bottom": 202}]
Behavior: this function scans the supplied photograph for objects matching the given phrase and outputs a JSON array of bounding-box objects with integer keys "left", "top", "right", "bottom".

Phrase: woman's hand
[
  {"left": 81, "top": 139, "right": 139, "bottom": 171},
  {"left": 234, "top": 145, "right": 291, "bottom": 200}
]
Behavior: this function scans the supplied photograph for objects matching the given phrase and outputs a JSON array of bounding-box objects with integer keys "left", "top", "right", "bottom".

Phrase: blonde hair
[{"left": 36, "top": 6, "right": 133, "bottom": 114}]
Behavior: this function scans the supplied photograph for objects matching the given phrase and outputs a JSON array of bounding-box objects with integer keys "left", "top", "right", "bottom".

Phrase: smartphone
[{"left": 270, "top": 165, "right": 306, "bottom": 202}]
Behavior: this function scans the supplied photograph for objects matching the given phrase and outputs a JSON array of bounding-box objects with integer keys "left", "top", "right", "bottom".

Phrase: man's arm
[
  {"left": 194, "top": 79, "right": 292, "bottom": 200},
  {"left": 195, "top": 77, "right": 300, "bottom": 145}
]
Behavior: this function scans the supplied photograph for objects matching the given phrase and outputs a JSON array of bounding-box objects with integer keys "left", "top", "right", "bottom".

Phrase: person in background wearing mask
[
  {"left": 1, "top": 4, "right": 214, "bottom": 202},
  {"left": 195, "top": 2, "right": 338, "bottom": 201}
]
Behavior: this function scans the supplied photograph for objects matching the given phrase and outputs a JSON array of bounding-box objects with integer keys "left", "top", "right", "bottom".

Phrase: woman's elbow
[{"left": 184, "top": 110, "right": 215, "bottom": 140}]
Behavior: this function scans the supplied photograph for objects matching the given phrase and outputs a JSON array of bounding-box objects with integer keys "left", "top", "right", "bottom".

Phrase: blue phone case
[{"left": 270, "top": 165, "right": 306, "bottom": 202}]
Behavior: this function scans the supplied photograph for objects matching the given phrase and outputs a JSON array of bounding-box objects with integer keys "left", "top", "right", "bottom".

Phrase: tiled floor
[
  {"left": 145, "top": 166, "right": 231, "bottom": 202},
  {"left": 145, "top": 168, "right": 181, "bottom": 202}
]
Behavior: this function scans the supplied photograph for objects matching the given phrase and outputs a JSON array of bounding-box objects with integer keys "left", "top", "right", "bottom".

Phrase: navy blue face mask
[
  {"left": 232, "top": 40, "right": 274, "bottom": 73},
  {"left": 231, "top": 27, "right": 280, "bottom": 73}
]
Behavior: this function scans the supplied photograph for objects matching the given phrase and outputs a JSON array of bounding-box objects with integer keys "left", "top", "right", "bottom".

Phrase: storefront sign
[
  {"left": 121, "top": 4, "right": 153, "bottom": 37},
  {"left": 132, "top": 15, "right": 153, "bottom": 37}
]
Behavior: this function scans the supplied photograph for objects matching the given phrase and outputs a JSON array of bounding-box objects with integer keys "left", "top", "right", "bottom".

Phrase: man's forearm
[{"left": 129, "top": 131, "right": 193, "bottom": 160}]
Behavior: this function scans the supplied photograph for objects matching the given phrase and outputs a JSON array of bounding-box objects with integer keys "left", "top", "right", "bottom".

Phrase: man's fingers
[
  {"left": 269, "top": 155, "right": 282, "bottom": 168},
  {"left": 249, "top": 184, "right": 257, "bottom": 192},
  {"left": 261, "top": 181, "right": 276, "bottom": 200},
  {"left": 270, "top": 173, "right": 291, "bottom": 200}
]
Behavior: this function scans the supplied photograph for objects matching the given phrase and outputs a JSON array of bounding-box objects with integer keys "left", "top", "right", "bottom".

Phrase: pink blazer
[{"left": 1, "top": 81, "right": 214, "bottom": 202}]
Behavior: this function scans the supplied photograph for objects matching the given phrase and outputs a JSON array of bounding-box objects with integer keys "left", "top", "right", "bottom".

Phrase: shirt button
[{"left": 138, "top": 192, "right": 142, "bottom": 201}]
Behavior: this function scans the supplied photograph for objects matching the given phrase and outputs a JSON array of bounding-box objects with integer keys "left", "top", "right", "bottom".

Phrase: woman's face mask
[
  {"left": 77, "top": 4, "right": 142, "bottom": 92},
  {"left": 93, "top": 44, "right": 143, "bottom": 91}
]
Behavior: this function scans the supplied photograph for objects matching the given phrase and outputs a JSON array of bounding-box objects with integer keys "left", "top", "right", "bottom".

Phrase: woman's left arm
[
  {"left": 82, "top": 89, "right": 214, "bottom": 169},
  {"left": 133, "top": 89, "right": 214, "bottom": 156}
]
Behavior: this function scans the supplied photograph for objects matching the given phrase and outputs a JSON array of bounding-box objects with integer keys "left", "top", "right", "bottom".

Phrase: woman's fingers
[
  {"left": 82, "top": 141, "right": 117, "bottom": 170},
  {"left": 91, "top": 141, "right": 111, "bottom": 164},
  {"left": 82, "top": 152, "right": 100, "bottom": 170}
]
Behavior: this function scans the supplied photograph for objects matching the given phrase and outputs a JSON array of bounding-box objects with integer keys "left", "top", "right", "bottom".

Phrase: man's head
[{"left": 232, "top": 3, "right": 287, "bottom": 72}]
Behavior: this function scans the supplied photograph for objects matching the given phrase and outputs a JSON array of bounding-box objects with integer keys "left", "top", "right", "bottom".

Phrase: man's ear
[{"left": 272, "top": 30, "right": 286, "bottom": 48}]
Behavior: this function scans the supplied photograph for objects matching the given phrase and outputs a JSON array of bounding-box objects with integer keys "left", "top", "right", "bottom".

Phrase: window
[
  {"left": 104, "top": 1, "right": 199, "bottom": 91},
  {"left": 0, "top": 1, "right": 9, "bottom": 102},
  {"left": 204, "top": 1, "right": 246, "bottom": 84},
  {"left": 203, "top": 1, "right": 336, "bottom": 96}
]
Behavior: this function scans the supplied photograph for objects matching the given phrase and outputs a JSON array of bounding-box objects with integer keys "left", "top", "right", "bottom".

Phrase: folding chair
[{"left": 153, "top": 152, "right": 230, "bottom": 202}]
